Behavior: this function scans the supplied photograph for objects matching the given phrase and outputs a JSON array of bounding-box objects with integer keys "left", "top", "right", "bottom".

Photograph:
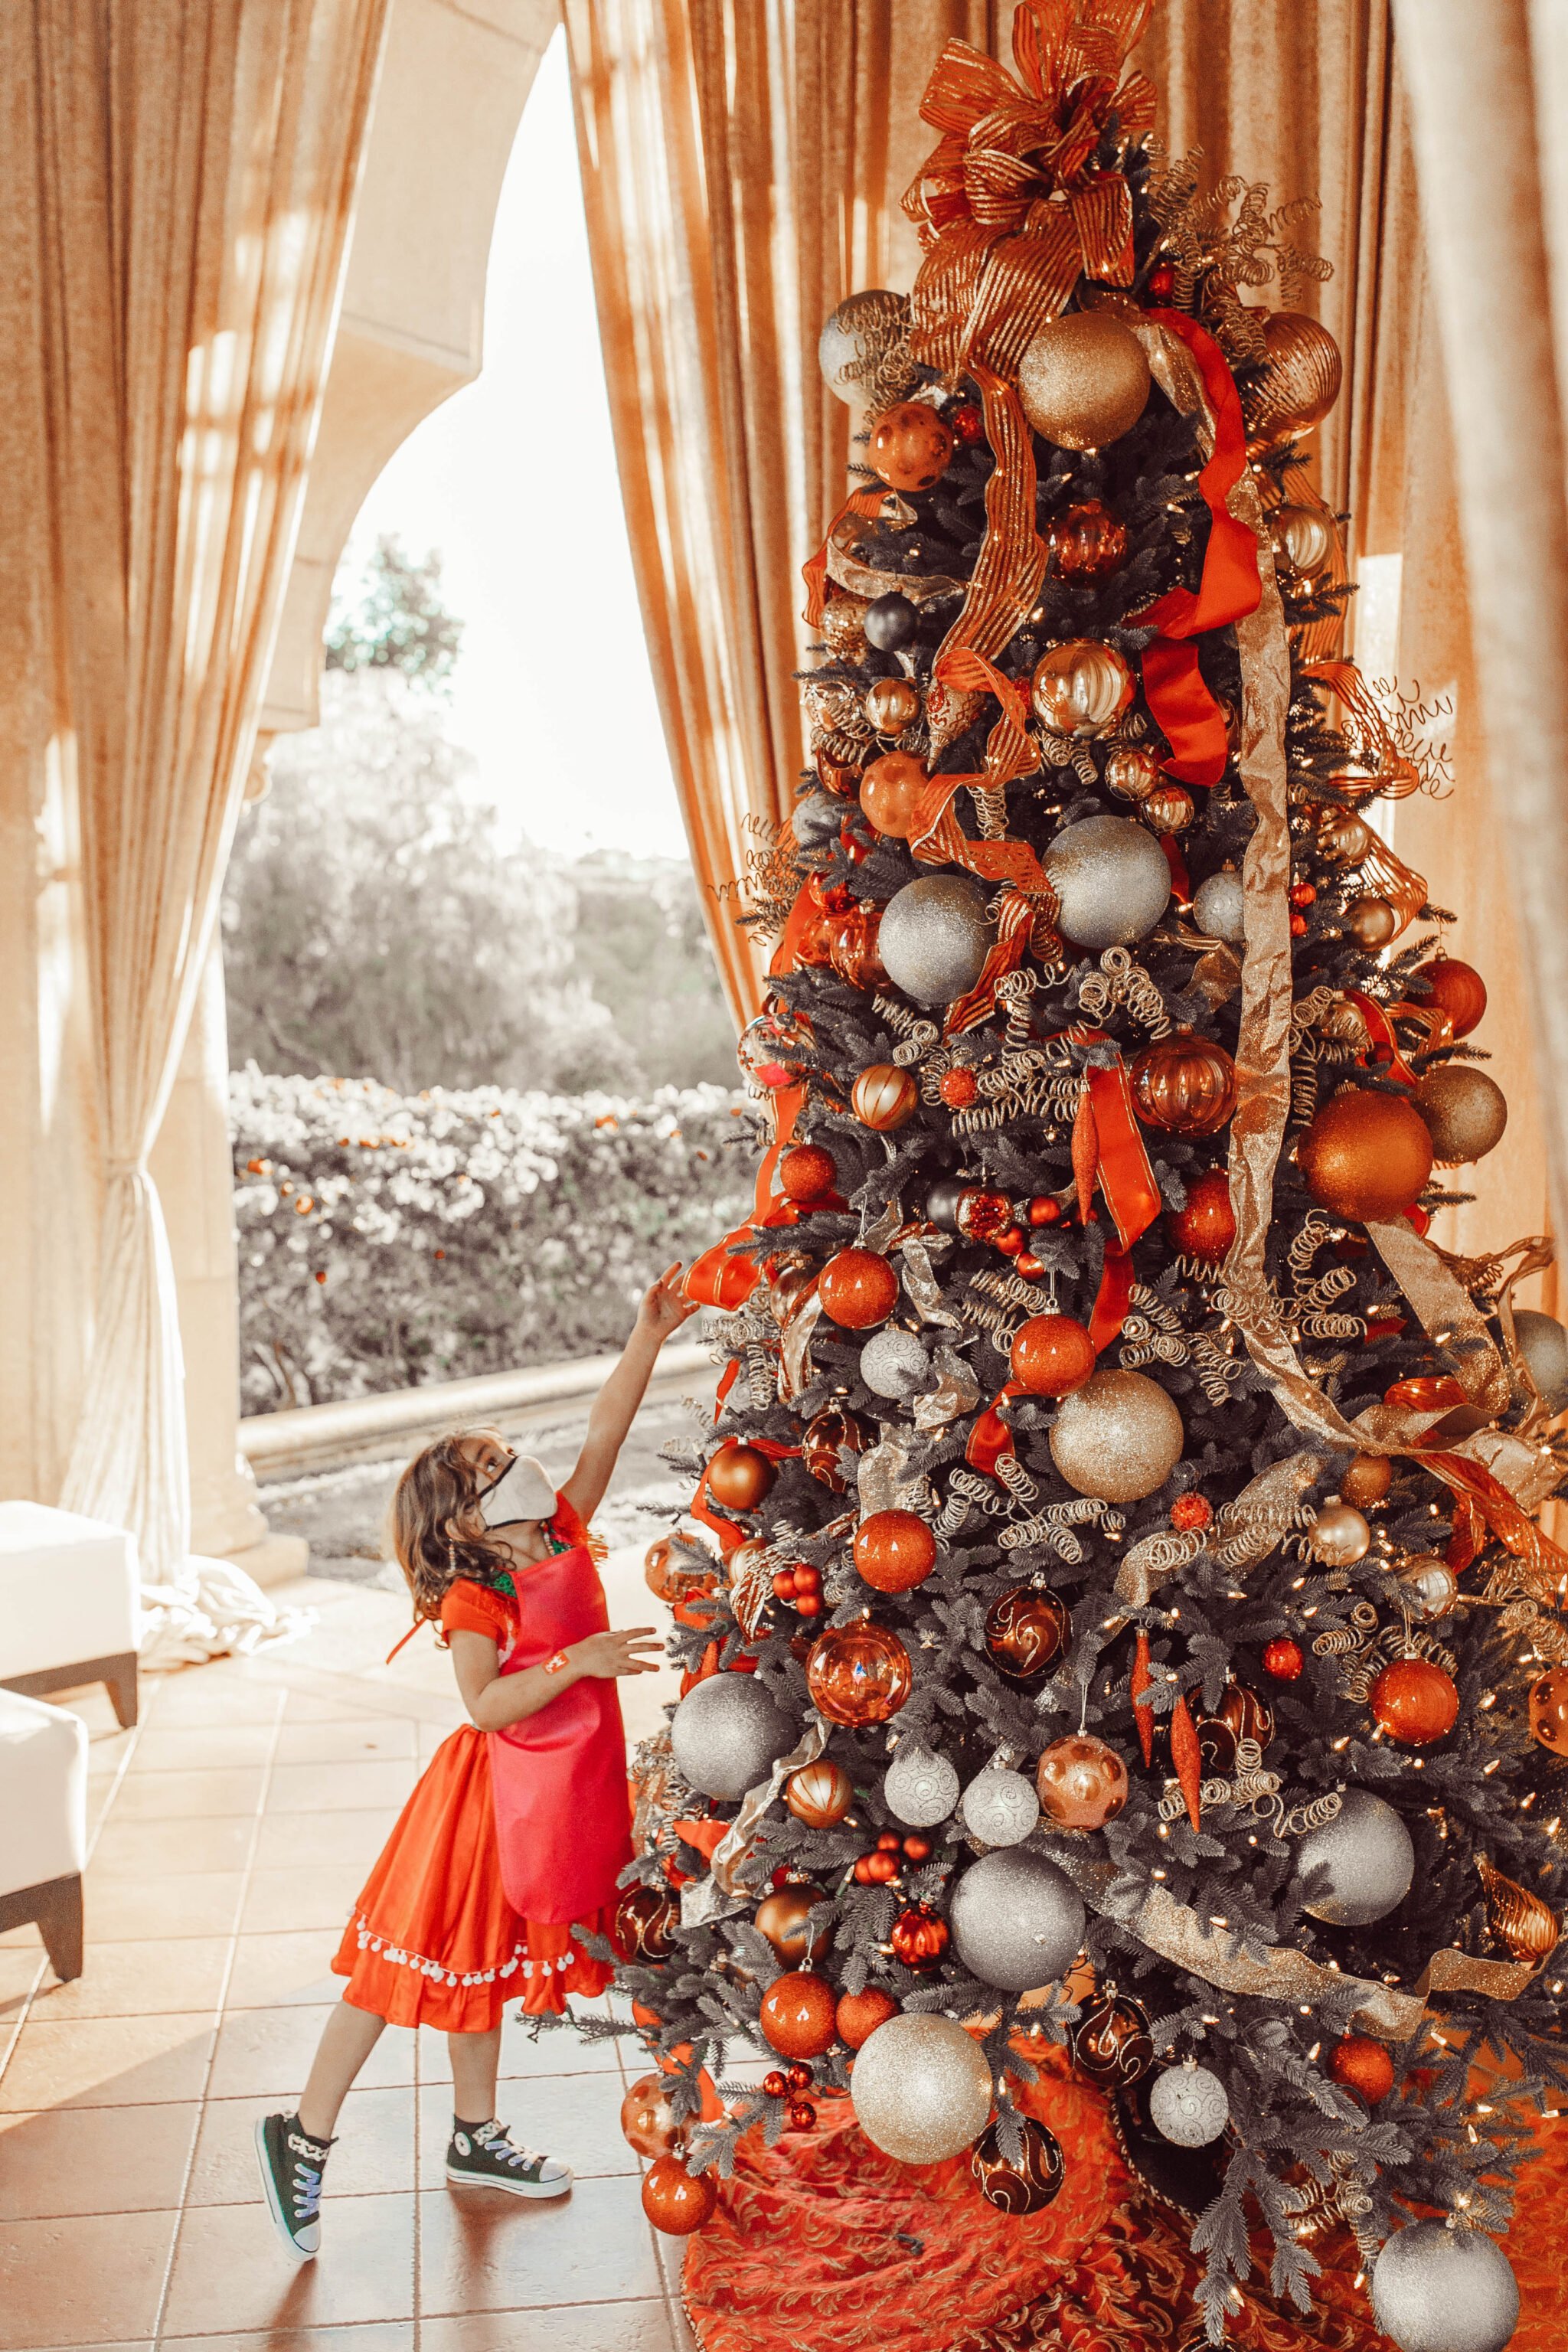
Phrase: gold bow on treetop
[{"left": 903, "top": 0, "right": 1158, "bottom": 381}]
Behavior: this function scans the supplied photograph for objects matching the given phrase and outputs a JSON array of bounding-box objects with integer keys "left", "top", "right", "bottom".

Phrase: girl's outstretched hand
[
  {"left": 573, "top": 1627, "right": 665, "bottom": 1678},
  {"left": 639, "top": 1263, "right": 699, "bottom": 1344}
]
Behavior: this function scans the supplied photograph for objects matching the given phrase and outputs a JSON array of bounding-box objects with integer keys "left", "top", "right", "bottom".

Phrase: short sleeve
[
  {"left": 550, "top": 1491, "right": 590, "bottom": 1551},
  {"left": 440, "top": 1579, "right": 514, "bottom": 1642}
]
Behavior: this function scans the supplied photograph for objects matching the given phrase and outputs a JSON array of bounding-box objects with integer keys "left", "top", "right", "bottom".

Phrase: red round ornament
[
  {"left": 889, "top": 1903, "right": 949, "bottom": 1968},
  {"left": 1046, "top": 498, "right": 1129, "bottom": 580},
  {"left": 1145, "top": 260, "right": 1176, "bottom": 299},
  {"left": 642, "top": 2154, "right": 717, "bottom": 2236},
  {"left": 759, "top": 1970, "right": 838, "bottom": 2060},
  {"left": 948, "top": 400, "right": 983, "bottom": 445},
  {"left": 837, "top": 1987, "right": 899, "bottom": 2048},
  {"left": 818, "top": 1247, "right": 900, "bottom": 1328},
  {"left": 1370, "top": 1656, "right": 1459, "bottom": 1746},
  {"left": 1262, "top": 1637, "right": 1305, "bottom": 1681},
  {"left": 867, "top": 400, "right": 956, "bottom": 494},
  {"left": 956, "top": 1187, "right": 1014, "bottom": 1244},
  {"left": 778, "top": 1144, "right": 838, "bottom": 1204},
  {"left": 984, "top": 1586, "right": 1071, "bottom": 1682},
  {"left": 761, "top": 2070, "right": 788, "bottom": 2098},
  {"left": 1218, "top": 1682, "right": 1275, "bottom": 1748},
  {"left": 706, "top": 1442, "right": 776, "bottom": 1511},
  {"left": 1130, "top": 1031, "right": 1238, "bottom": 1137},
  {"left": 1027, "top": 1195, "right": 1063, "bottom": 1227},
  {"left": 1329, "top": 2035, "right": 1395, "bottom": 2104},
  {"left": 612, "top": 1883, "right": 678, "bottom": 1964},
  {"left": 1010, "top": 1313, "right": 1096, "bottom": 1398},
  {"left": 1165, "top": 1169, "right": 1236, "bottom": 1263},
  {"left": 1170, "top": 1493, "right": 1212, "bottom": 1532},
  {"left": 854, "top": 1510, "right": 938, "bottom": 1593},
  {"left": 786, "top": 2063, "right": 815, "bottom": 2093},
  {"left": 939, "top": 1067, "right": 979, "bottom": 1109},
  {"left": 1413, "top": 956, "right": 1487, "bottom": 1040},
  {"left": 828, "top": 904, "right": 889, "bottom": 991},
  {"left": 806, "top": 1620, "right": 913, "bottom": 1727},
  {"left": 788, "top": 2099, "right": 817, "bottom": 2131}
]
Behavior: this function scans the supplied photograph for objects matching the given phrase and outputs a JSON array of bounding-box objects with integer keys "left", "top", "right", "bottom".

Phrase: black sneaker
[
  {"left": 254, "top": 2112, "right": 332, "bottom": 2260},
  {"left": 446, "top": 2117, "right": 572, "bottom": 2197}
]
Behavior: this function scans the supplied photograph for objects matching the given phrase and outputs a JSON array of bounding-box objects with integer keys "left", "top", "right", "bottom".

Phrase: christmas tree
[{"left": 593, "top": 9, "right": 1568, "bottom": 2344}]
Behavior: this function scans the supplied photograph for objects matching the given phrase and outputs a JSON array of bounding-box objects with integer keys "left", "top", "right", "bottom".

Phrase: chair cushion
[
  {"left": 0, "top": 1501, "right": 139, "bottom": 1681},
  {"left": 0, "top": 1689, "right": 88, "bottom": 1896}
]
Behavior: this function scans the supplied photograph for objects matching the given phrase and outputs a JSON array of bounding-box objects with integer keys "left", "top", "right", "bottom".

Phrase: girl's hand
[
  {"left": 638, "top": 1263, "right": 699, "bottom": 1344},
  {"left": 572, "top": 1627, "right": 665, "bottom": 1679}
]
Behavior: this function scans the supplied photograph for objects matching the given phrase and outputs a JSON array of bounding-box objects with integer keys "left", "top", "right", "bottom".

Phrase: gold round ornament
[
  {"left": 1270, "top": 503, "right": 1334, "bottom": 577},
  {"left": 1397, "top": 1553, "right": 1459, "bottom": 1621},
  {"left": 1412, "top": 1064, "right": 1509, "bottom": 1165},
  {"left": 1345, "top": 895, "right": 1396, "bottom": 949},
  {"left": 1244, "top": 312, "right": 1344, "bottom": 449},
  {"left": 1317, "top": 808, "right": 1374, "bottom": 865},
  {"left": 1049, "top": 1370, "right": 1184, "bottom": 1503},
  {"left": 1018, "top": 312, "right": 1152, "bottom": 451},
  {"left": 1031, "top": 640, "right": 1134, "bottom": 738},
  {"left": 865, "top": 676, "right": 922, "bottom": 735},
  {"left": 1142, "top": 782, "right": 1196, "bottom": 833},
  {"left": 1341, "top": 1450, "right": 1392, "bottom": 1507},
  {"left": 1105, "top": 746, "right": 1161, "bottom": 802},
  {"left": 1308, "top": 1501, "right": 1371, "bottom": 1566},
  {"left": 1527, "top": 1666, "right": 1568, "bottom": 1758}
]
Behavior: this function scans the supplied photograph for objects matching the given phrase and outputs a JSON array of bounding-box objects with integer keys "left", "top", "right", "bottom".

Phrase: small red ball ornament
[
  {"left": 788, "top": 2099, "right": 817, "bottom": 2131},
  {"left": 837, "top": 1987, "right": 899, "bottom": 2047},
  {"left": 1170, "top": 1493, "right": 1212, "bottom": 1532},
  {"left": 1329, "top": 2035, "right": 1395, "bottom": 2104},
  {"left": 1027, "top": 1194, "right": 1063, "bottom": 1227},
  {"left": 1413, "top": 956, "right": 1487, "bottom": 1040},
  {"left": 762, "top": 2070, "right": 788, "bottom": 2098},
  {"left": 1165, "top": 1169, "right": 1236, "bottom": 1263},
  {"left": 1370, "top": 1656, "right": 1460, "bottom": 1746},
  {"left": 949, "top": 401, "right": 983, "bottom": 445},
  {"left": 706, "top": 1442, "right": 776, "bottom": 1511},
  {"left": 759, "top": 1970, "right": 838, "bottom": 2059},
  {"left": 1262, "top": 1637, "right": 1305, "bottom": 1681},
  {"left": 867, "top": 401, "right": 956, "bottom": 493},
  {"left": 889, "top": 1903, "right": 950, "bottom": 1968},
  {"left": 818, "top": 1247, "right": 900, "bottom": 1328},
  {"left": 939, "top": 1067, "right": 979, "bottom": 1108},
  {"left": 1010, "top": 1313, "right": 1096, "bottom": 1398},
  {"left": 779, "top": 1144, "right": 838, "bottom": 1204},
  {"left": 642, "top": 2154, "right": 717, "bottom": 2235},
  {"left": 1145, "top": 260, "right": 1176, "bottom": 299},
  {"left": 854, "top": 1509, "right": 938, "bottom": 1592},
  {"left": 806, "top": 1621, "right": 913, "bottom": 1726}
]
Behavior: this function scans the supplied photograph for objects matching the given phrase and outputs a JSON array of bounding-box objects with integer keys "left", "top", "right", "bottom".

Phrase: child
[{"left": 254, "top": 1264, "right": 696, "bottom": 2260}]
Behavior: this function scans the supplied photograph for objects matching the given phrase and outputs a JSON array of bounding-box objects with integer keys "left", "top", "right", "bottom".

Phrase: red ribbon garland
[{"left": 1135, "top": 312, "right": 1262, "bottom": 789}]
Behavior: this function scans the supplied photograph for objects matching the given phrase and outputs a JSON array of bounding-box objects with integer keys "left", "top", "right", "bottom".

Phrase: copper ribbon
[{"left": 946, "top": 881, "right": 1040, "bottom": 1033}]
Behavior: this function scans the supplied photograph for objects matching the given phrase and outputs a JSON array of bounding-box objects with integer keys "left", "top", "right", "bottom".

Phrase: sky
[{"left": 335, "top": 30, "right": 687, "bottom": 861}]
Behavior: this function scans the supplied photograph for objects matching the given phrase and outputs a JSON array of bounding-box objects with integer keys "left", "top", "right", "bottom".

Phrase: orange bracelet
[{"left": 542, "top": 1649, "right": 570, "bottom": 1677}]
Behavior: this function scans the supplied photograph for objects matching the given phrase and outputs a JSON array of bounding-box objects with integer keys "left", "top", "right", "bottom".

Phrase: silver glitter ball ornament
[
  {"left": 883, "top": 1741, "right": 961, "bottom": 1828},
  {"left": 1192, "top": 867, "right": 1246, "bottom": 945},
  {"left": 1413, "top": 1064, "right": 1508, "bottom": 1165},
  {"left": 849, "top": 2011, "right": 993, "bottom": 2164},
  {"left": 1148, "top": 2061, "right": 1230, "bottom": 2147},
  {"left": 949, "top": 1848, "right": 1086, "bottom": 1991},
  {"left": 859, "top": 1328, "right": 934, "bottom": 1400},
  {"left": 670, "top": 1674, "right": 795, "bottom": 1802},
  {"left": 1514, "top": 1308, "right": 1568, "bottom": 1413},
  {"left": 1049, "top": 1370, "right": 1184, "bottom": 1503},
  {"left": 879, "top": 876, "right": 995, "bottom": 1007},
  {"left": 1398, "top": 1552, "right": 1459, "bottom": 1622},
  {"left": 960, "top": 1768, "right": 1040, "bottom": 1847},
  {"left": 1043, "top": 815, "right": 1171, "bottom": 952},
  {"left": 1295, "top": 1788, "right": 1414, "bottom": 1925},
  {"left": 818, "top": 289, "right": 914, "bottom": 407},
  {"left": 1371, "top": 2222, "right": 1520, "bottom": 2352}
]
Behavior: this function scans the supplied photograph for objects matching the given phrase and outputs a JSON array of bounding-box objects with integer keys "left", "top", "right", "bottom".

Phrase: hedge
[{"left": 231, "top": 1067, "right": 754, "bottom": 1413}]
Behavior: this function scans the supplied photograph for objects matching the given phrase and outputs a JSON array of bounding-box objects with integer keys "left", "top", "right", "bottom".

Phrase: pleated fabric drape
[{"left": 15, "top": 0, "right": 387, "bottom": 1633}]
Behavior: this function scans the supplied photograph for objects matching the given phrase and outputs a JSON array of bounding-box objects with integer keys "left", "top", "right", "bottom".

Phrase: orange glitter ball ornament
[
  {"left": 1370, "top": 1657, "right": 1459, "bottom": 1746},
  {"left": 759, "top": 1970, "right": 839, "bottom": 2059},
  {"left": 1329, "top": 2036, "right": 1395, "bottom": 2104},
  {"left": 642, "top": 2154, "right": 717, "bottom": 2235},
  {"left": 853, "top": 1510, "right": 938, "bottom": 1592},
  {"left": 818, "top": 1247, "right": 900, "bottom": 1328}
]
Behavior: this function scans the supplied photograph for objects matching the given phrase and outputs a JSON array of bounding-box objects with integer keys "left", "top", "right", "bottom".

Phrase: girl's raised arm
[{"left": 559, "top": 1264, "right": 697, "bottom": 1524}]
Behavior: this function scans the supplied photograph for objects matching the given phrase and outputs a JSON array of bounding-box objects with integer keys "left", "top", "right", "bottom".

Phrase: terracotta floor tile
[
  {"left": 142, "top": 1677, "right": 286, "bottom": 1727},
  {"left": 266, "top": 1761, "right": 419, "bottom": 1815},
  {"left": 273, "top": 1718, "right": 418, "bottom": 1764},
  {"left": 253, "top": 1811, "right": 400, "bottom": 1873},
  {"left": 24, "top": 1936, "right": 230, "bottom": 2021},
  {"left": 0, "top": 2099, "right": 200, "bottom": 2218},
  {"left": 207, "top": 2006, "right": 416, "bottom": 2101},
  {"left": 111, "top": 1767, "right": 268, "bottom": 1821},
  {"left": 187, "top": 2085, "right": 415, "bottom": 2203},
  {"left": 80, "top": 1870, "right": 246, "bottom": 1942},
  {"left": 416, "top": 2074, "right": 635, "bottom": 2189},
  {"left": 0, "top": 2011, "right": 217, "bottom": 2110},
  {"left": 160, "top": 2189, "right": 416, "bottom": 2332},
  {"left": 240, "top": 1867, "right": 365, "bottom": 1936},
  {"left": 131, "top": 1724, "right": 279, "bottom": 1772},
  {"left": 91, "top": 1816, "right": 256, "bottom": 1879},
  {"left": 417, "top": 2173, "right": 662, "bottom": 2314},
  {"left": 420, "top": 2303, "right": 675, "bottom": 2352},
  {"left": 0, "top": 1942, "right": 44, "bottom": 2012},
  {"left": 0, "top": 2205, "right": 178, "bottom": 2346},
  {"left": 225, "top": 1932, "right": 345, "bottom": 2011}
]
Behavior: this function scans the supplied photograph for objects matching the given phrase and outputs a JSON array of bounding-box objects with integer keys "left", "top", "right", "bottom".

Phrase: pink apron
[{"left": 487, "top": 1539, "right": 634, "bottom": 1924}]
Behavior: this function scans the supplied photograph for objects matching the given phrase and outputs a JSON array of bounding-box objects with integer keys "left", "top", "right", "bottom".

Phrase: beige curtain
[
  {"left": 14, "top": 0, "right": 387, "bottom": 1642},
  {"left": 564, "top": 0, "right": 997, "bottom": 1022}
]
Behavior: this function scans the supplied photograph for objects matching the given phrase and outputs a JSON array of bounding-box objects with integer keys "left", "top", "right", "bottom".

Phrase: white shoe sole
[
  {"left": 254, "top": 2117, "right": 319, "bottom": 2262},
  {"left": 445, "top": 2162, "right": 573, "bottom": 2199}
]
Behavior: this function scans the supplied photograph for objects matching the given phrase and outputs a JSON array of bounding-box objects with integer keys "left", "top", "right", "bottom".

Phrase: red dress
[{"left": 331, "top": 1498, "right": 629, "bottom": 2027}]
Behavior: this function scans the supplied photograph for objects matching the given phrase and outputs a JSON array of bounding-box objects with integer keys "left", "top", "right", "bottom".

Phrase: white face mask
[{"left": 474, "top": 1452, "right": 556, "bottom": 1530}]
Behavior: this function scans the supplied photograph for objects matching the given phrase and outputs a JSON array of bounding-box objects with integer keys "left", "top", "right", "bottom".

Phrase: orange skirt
[{"left": 331, "top": 1723, "right": 614, "bottom": 2031}]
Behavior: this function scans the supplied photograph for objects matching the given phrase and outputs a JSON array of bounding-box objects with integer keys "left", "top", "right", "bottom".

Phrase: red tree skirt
[{"left": 681, "top": 2050, "right": 1568, "bottom": 2352}]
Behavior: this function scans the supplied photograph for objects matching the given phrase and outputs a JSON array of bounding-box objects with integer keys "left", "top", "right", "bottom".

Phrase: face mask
[{"left": 473, "top": 1451, "right": 556, "bottom": 1530}]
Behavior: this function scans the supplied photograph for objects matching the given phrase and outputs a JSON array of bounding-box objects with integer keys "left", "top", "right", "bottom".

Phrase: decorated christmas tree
[{"left": 591, "top": 8, "right": 1568, "bottom": 2344}]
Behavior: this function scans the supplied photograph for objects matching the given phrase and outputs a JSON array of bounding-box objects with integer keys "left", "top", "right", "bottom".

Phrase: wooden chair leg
[
  {"left": 105, "top": 1651, "right": 139, "bottom": 1729},
  {"left": 34, "top": 1875, "right": 84, "bottom": 1982}
]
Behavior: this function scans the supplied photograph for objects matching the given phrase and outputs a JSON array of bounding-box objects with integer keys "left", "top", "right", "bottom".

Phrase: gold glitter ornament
[
  {"left": 1018, "top": 312, "right": 1152, "bottom": 450},
  {"left": 848, "top": 2011, "right": 992, "bottom": 2164},
  {"left": 1049, "top": 1370, "right": 1184, "bottom": 1503},
  {"left": 1413, "top": 1064, "right": 1508, "bottom": 1165}
]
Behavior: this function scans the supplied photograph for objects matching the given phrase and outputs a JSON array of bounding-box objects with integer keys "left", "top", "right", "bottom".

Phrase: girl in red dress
[{"left": 254, "top": 1266, "right": 696, "bottom": 2262}]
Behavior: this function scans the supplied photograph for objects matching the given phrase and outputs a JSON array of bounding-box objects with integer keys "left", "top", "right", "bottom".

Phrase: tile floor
[{"left": 0, "top": 1570, "right": 705, "bottom": 2352}]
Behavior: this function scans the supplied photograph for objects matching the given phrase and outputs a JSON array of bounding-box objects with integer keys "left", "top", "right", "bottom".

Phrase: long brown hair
[{"left": 388, "top": 1429, "right": 514, "bottom": 1629}]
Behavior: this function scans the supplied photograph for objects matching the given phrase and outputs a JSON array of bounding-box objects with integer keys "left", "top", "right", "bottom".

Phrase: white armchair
[
  {"left": 0, "top": 1501, "right": 140, "bottom": 1727},
  {"left": 0, "top": 1689, "right": 87, "bottom": 1979}
]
